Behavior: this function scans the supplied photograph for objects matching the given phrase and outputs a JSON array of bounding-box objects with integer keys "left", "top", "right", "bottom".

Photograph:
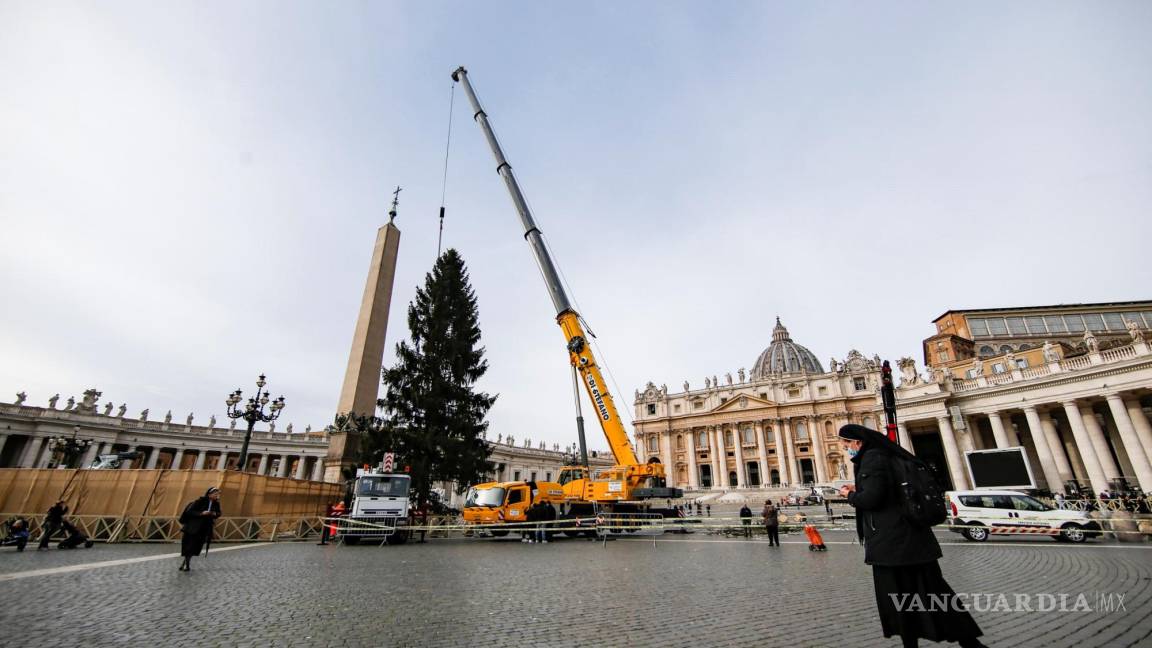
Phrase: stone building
[
  {"left": 923, "top": 301, "right": 1152, "bottom": 367},
  {"left": 0, "top": 390, "right": 328, "bottom": 480},
  {"left": 894, "top": 306, "right": 1152, "bottom": 495},
  {"left": 633, "top": 319, "right": 882, "bottom": 490}
]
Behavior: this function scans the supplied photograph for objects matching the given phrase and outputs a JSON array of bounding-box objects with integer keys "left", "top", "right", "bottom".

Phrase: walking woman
[
  {"left": 837, "top": 424, "right": 987, "bottom": 648},
  {"left": 178, "top": 487, "right": 221, "bottom": 571}
]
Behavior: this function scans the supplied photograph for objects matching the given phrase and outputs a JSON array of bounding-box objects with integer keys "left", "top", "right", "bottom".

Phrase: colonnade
[
  {"left": 909, "top": 393, "right": 1152, "bottom": 495},
  {"left": 4, "top": 435, "right": 326, "bottom": 482}
]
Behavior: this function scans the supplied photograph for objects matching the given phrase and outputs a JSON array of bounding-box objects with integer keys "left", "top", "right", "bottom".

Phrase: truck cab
[
  {"left": 462, "top": 481, "right": 565, "bottom": 536},
  {"left": 341, "top": 470, "right": 412, "bottom": 545}
]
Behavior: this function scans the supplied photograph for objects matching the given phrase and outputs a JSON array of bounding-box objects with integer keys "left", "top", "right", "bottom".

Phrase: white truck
[{"left": 339, "top": 468, "right": 412, "bottom": 545}]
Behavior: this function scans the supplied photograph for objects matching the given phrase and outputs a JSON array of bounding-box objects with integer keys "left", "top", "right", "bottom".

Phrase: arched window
[
  {"left": 698, "top": 430, "right": 708, "bottom": 448},
  {"left": 647, "top": 436, "right": 658, "bottom": 452},
  {"left": 824, "top": 420, "right": 834, "bottom": 438},
  {"left": 676, "top": 434, "right": 684, "bottom": 450},
  {"left": 725, "top": 430, "right": 734, "bottom": 445},
  {"left": 1017, "top": 343, "right": 1032, "bottom": 351},
  {"left": 862, "top": 415, "right": 875, "bottom": 429},
  {"left": 763, "top": 425, "right": 775, "bottom": 444},
  {"left": 999, "top": 345, "right": 1013, "bottom": 354},
  {"left": 979, "top": 345, "right": 995, "bottom": 357},
  {"left": 795, "top": 422, "right": 808, "bottom": 441},
  {"left": 742, "top": 426, "right": 754, "bottom": 444}
]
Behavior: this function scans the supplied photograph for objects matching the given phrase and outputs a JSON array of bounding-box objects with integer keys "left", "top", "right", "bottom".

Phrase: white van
[{"left": 945, "top": 490, "right": 1102, "bottom": 543}]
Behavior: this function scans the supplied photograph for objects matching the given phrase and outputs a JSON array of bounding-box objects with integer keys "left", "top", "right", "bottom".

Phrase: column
[
  {"left": 731, "top": 425, "right": 746, "bottom": 488},
  {"left": 708, "top": 427, "right": 721, "bottom": 490},
  {"left": 36, "top": 442, "right": 54, "bottom": 468},
  {"left": 276, "top": 455, "right": 289, "bottom": 478},
  {"left": 755, "top": 422, "right": 769, "bottom": 487},
  {"left": 936, "top": 416, "right": 969, "bottom": 490},
  {"left": 686, "top": 428, "right": 699, "bottom": 490},
  {"left": 1080, "top": 405, "right": 1121, "bottom": 481},
  {"left": 19, "top": 436, "right": 44, "bottom": 468},
  {"left": 1105, "top": 394, "right": 1152, "bottom": 491},
  {"left": 781, "top": 419, "right": 797, "bottom": 486},
  {"left": 1039, "top": 413, "right": 1074, "bottom": 486},
  {"left": 294, "top": 455, "right": 308, "bottom": 480},
  {"left": 1125, "top": 399, "right": 1152, "bottom": 461},
  {"left": 257, "top": 454, "right": 270, "bottom": 476},
  {"left": 988, "top": 413, "right": 1011, "bottom": 448},
  {"left": 193, "top": 450, "right": 207, "bottom": 470},
  {"left": 810, "top": 417, "right": 828, "bottom": 483},
  {"left": 896, "top": 423, "right": 913, "bottom": 454},
  {"left": 145, "top": 448, "right": 160, "bottom": 469},
  {"left": 1062, "top": 401, "right": 1109, "bottom": 495},
  {"left": 660, "top": 431, "right": 674, "bottom": 484},
  {"left": 172, "top": 449, "right": 186, "bottom": 470},
  {"left": 714, "top": 426, "right": 728, "bottom": 488},
  {"left": 81, "top": 441, "right": 102, "bottom": 468},
  {"left": 218, "top": 452, "right": 230, "bottom": 471},
  {"left": 311, "top": 459, "right": 325, "bottom": 482},
  {"left": 0, "top": 434, "right": 8, "bottom": 464},
  {"left": 1022, "top": 406, "right": 1062, "bottom": 492}
]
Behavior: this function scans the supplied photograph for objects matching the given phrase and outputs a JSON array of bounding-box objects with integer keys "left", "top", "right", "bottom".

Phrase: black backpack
[{"left": 891, "top": 454, "right": 948, "bottom": 527}]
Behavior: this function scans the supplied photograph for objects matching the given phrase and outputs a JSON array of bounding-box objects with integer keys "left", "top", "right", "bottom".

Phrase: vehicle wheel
[
  {"left": 490, "top": 530, "right": 509, "bottom": 537},
  {"left": 1061, "top": 524, "right": 1087, "bottom": 544},
  {"left": 963, "top": 525, "right": 988, "bottom": 542},
  {"left": 342, "top": 536, "right": 361, "bottom": 545},
  {"left": 385, "top": 531, "right": 409, "bottom": 545}
]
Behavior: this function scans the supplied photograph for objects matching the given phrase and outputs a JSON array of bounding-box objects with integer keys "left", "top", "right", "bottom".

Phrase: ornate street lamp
[
  {"left": 225, "top": 373, "right": 286, "bottom": 471},
  {"left": 48, "top": 426, "right": 94, "bottom": 469}
]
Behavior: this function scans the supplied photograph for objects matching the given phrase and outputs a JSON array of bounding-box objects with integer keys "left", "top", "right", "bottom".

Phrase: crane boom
[{"left": 451, "top": 66, "right": 641, "bottom": 469}]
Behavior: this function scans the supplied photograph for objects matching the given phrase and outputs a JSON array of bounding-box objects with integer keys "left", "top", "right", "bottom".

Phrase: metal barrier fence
[{"left": 1, "top": 513, "right": 325, "bottom": 543}]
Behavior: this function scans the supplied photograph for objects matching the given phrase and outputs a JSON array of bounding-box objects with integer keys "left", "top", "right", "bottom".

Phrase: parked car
[
  {"left": 787, "top": 489, "right": 821, "bottom": 506},
  {"left": 946, "top": 490, "right": 1102, "bottom": 543}
]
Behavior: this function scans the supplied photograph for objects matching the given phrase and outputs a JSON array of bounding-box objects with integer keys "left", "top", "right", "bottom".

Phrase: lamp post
[
  {"left": 225, "top": 374, "right": 286, "bottom": 472},
  {"left": 47, "top": 426, "right": 93, "bottom": 469}
]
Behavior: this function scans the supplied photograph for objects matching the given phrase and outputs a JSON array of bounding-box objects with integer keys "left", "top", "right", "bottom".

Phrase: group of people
[
  {"left": 733, "top": 502, "right": 781, "bottom": 545},
  {"left": 1, "top": 488, "right": 221, "bottom": 575},
  {"left": 521, "top": 499, "right": 557, "bottom": 543},
  {"left": 0, "top": 501, "right": 96, "bottom": 552}
]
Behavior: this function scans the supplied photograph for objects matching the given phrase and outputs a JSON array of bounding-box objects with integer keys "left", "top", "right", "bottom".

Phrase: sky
[{"left": 2, "top": 1, "right": 1150, "bottom": 453}]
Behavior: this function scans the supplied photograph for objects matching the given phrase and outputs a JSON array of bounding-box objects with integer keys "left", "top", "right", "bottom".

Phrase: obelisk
[{"left": 324, "top": 189, "right": 402, "bottom": 483}]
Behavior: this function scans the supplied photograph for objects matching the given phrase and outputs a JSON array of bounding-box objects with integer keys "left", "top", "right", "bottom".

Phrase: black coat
[
  {"left": 848, "top": 446, "right": 942, "bottom": 567},
  {"left": 180, "top": 497, "right": 221, "bottom": 538}
]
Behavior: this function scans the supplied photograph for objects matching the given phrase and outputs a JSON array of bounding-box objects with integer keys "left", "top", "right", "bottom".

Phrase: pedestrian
[
  {"left": 38, "top": 500, "right": 89, "bottom": 550},
  {"left": 761, "top": 500, "right": 780, "bottom": 546},
  {"left": 541, "top": 501, "right": 556, "bottom": 544},
  {"left": 706, "top": 504, "right": 711, "bottom": 517},
  {"left": 695, "top": 501, "right": 701, "bottom": 516},
  {"left": 1054, "top": 493, "right": 1065, "bottom": 510},
  {"left": 739, "top": 504, "right": 753, "bottom": 537},
  {"left": 2, "top": 517, "right": 30, "bottom": 552},
  {"left": 838, "top": 424, "right": 986, "bottom": 648},
  {"left": 318, "top": 500, "right": 343, "bottom": 545},
  {"left": 178, "top": 487, "right": 221, "bottom": 571}
]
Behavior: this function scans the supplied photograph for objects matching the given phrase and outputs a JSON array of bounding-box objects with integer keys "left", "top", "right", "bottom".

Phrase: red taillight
[{"left": 950, "top": 501, "right": 958, "bottom": 517}]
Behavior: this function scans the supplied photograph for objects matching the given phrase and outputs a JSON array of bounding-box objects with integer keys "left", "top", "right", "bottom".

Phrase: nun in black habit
[
  {"left": 837, "top": 424, "right": 986, "bottom": 648},
  {"left": 178, "top": 487, "right": 221, "bottom": 571}
]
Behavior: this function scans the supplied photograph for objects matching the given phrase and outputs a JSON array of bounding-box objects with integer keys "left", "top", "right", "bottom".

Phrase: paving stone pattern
[{"left": 0, "top": 530, "right": 1149, "bottom": 647}]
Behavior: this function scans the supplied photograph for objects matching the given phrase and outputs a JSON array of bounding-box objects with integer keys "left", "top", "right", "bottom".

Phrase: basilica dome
[{"left": 751, "top": 318, "right": 825, "bottom": 378}]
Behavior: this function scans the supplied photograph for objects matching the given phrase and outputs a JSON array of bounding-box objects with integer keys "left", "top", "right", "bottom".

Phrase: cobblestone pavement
[{"left": 1, "top": 530, "right": 1149, "bottom": 648}]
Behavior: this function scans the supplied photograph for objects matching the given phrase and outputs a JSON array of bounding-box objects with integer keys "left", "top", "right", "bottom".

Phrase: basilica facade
[{"left": 632, "top": 319, "right": 881, "bottom": 490}]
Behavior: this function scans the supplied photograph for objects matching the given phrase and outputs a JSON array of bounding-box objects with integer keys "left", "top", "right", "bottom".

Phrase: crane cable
[{"left": 437, "top": 82, "right": 456, "bottom": 258}]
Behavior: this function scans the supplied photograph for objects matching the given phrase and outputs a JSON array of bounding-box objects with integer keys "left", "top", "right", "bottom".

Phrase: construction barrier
[{"left": 0, "top": 468, "right": 342, "bottom": 518}]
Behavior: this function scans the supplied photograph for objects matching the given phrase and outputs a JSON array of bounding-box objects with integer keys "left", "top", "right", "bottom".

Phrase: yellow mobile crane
[{"left": 453, "top": 67, "right": 681, "bottom": 529}]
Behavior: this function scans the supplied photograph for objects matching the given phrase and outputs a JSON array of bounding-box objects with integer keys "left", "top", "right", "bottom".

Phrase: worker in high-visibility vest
[{"left": 318, "top": 501, "right": 345, "bottom": 545}]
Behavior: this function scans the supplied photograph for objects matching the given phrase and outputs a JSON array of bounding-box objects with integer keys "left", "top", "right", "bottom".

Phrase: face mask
[{"left": 846, "top": 448, "right": 859, "bottom": 458}]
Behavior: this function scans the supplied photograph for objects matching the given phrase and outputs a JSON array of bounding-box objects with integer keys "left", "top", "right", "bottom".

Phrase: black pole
[
  {"left": 238, "top": 416, "right": 256, "bottom": 471},
  {"left": 881, "top": 360, "right": 899, "bottom": 444}
]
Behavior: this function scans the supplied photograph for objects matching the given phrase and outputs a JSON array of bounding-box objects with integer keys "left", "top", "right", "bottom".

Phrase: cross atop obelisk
[{"left": 388, "top": 186, "right": 401, "bottom": 223}]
